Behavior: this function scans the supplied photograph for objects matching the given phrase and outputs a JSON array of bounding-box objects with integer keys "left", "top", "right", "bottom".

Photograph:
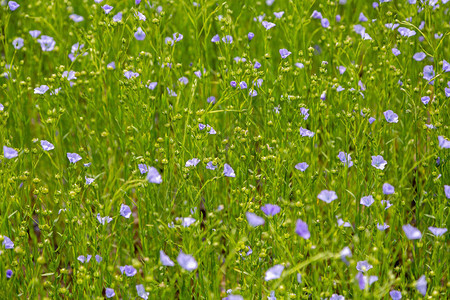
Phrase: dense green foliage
[{"left": 0, "top": 0, "right": 449, "bottom": 299}]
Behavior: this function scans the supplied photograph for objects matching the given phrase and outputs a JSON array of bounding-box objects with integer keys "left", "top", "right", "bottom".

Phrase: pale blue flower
[
  {"left": 2, "top": 236, "right": 14, "bottom": 249},
  {"left": 265, "top": 265, "right": 284, "bottom": 281},
  {"left": 246, "top": 212, "right": 265, "bottom": 227},
  {"left": 360, "top": 195, "right": 374, "bottom": 207},
  {"left": 371, "top": 155, "right": 387, "bottom": 170},
  {"left": 136, "top": 284, "right": 149, "bottom": 300},
  {"left": 67, "top": 152, "right": 82, "bottom": 163},
  {"left": 416, "top": 275, "right": 427, "bottom": 296},
  {"left": 295, "top": 162, "right": 309, "bottom": 172},
  {"left": 146, "top": 167, "right": 162, "bottom": 184},
  {"left": 85, "top": 177, "right": 95, "bottom": 185},
  {"left": 185, "top": 158, "right": 200, "bottom": 167},
  {"left": 384, "top": 110, "right": 398, "bottom": 123},
  {"left": 3, "top": 146, "right": 18, "bottom": 159},
  {"left": 403, "top": 224, "right": 422, "bottom": 240},
  {"left": 428, "top": 227, "right": 447, "bottom": 237},
  {"left": 12, "top": 37, "right": 24, "bottom": 50},
  {"left": 279, "top": 49, "right": 291, "bottom": 59},
  {"left": 160, "top": 250, "right": 175, "bottom": 266},
  {"left": 224, "top": 163, "right": 235, "bottom": 177},
  {"left": 135, "top": 27, "right": 146, "bottom": 40},
  {"left": 177, "top": 251, "right": 198, "bottom": 271},
  {"left": 390, "top": 290, "right": 402, "bottom": 300},
  {"left": 8, "top": 1, "right": 20, "bottom": 11},
  {"left": 105, "top": 288, "right": 115, "bottom": 298},
  {"left": 120, "top": 204, "right": 132, "bottom": 218},
  {"left": 102, "top": 4, "right": 113, "bottom": 14},
  {"left": 318, "top": 190, "right": 338, "bottom": 203}
]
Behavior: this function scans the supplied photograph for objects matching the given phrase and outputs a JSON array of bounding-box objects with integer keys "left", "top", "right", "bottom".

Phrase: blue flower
[
  {"left": 261, "top": 204, "right": 281, "bottom": 216},
  {"left": 97, "top": 213, "right": 112, "bottom": 225},
  {"left": 340, "top": 246, "right": 352, "bottom": 265},
  {"left": 3, "top": 146, "right": 18, "bottom": 159},
  {"left": 2, "top": 236, "right": 14, "bottom": 249},
  {"left": 113, "top": 12, "right": 122, "bottom": 22},
  {"left": 135, "top": 11, "right": 146, "bottom": 21},
  {"left": 120, "top": 204, "right": 132, "bottom": 218},
  {"left": 246, "top": 212, "right": 265, "bottom": 227},
  {"left": 211, "top": 34, "right": 220, "bottom": 43},
  {"left": 262, "top": 21, "right": 276, "bottom": 30},
  {"left": 222, "top": 35, "right": 233, "bottom": 44},
  {"left": 428, "top": 227, "right": 447, "bottom": 237},
  {"left": 77, "top": 255, "right": 92, "bottom": 263},
  {"left": 136, "top": 284, "right": 149, "bottom": 299},
  {"left": 160, "top": 250, "right": 175, "bottom": 266},
  {"left": 206, "top": 161, "right": 217, "bottom": 170},
  {"left": 8, "top": 1, "right": 20, "bottom": 11},
  {"left": 384, "top": 110, "right": 398, "bottom": 123},
  {"left": 356, "top": 260, "right": 373, "bottom": 272},
  {"left": 120, "top": 265, "right": 137, "bottom": 277},
  {"left": 389, "top": 290, "right": 402, "bottom": 300},
  {"left": 146, "top": 82, "right": 157, "bottom": 90},
  {"left": 359, "top": 12, "right": 368, "bottom": 22},
  {"left": 177, "top": 251, "right": 198, "bottom": 271},
  {"left": 371, "top": 155, "right": 387, "bottom": 170},
  {"left": 423, "top": 65, "right": 435, "bottom": 83},
  {"left": 105, "top": 288, "right": 115, "bottom": 298},
  {"left": 311, "top": 10, "right": 322, "bottom": 19},
  {"left": 381, "top": 200, "right": 393, "bottom": 210},
  {"left": 181, "top": 217, "right": 196, "bottom": 227},
  {"left": 146, "top": 167, "right": 162, "bottom": 184},
  {"left": 413, "top": 52, "right": 426, "bottom": 61},
  {"left": 392, "top": 48, "right": 401, "bottom": 56},
  {"left": 185, "top": 158, "right": 200, "bottom": 167},
  {"left": 124, "top": 70, "right": 139, "bottom": 79},
  {"left": 299, "top": 127, "right": 314, "bottom": 137},
  {"left": 223, "top": 163, "right": 235, "bottom": 177},
  {"left": 279, "top": 48, "right": 291, "bottom": 59},
  {"left": 34, "top": 85, "right": 50, "bottom": 94},
  {"left": 438, "top": 136, "right": 450, "bottom": 148},
  {"left": 67, "top": 152, "right": 82, "bottom": 163},
  {"left": 85, "top": 177, "right": 95, "bottom": 185},
  {"left": 318, "top": 190, "right": 338, "bottom": 203},
  {"left": 403, "top": 224, "right": 422, "bottom": 240},
  {"left": 274, "top": 11, "right": 284, "bottom": 19},
  {"left": 12, "top": 38, "right": 24, "bottom": 50},
  {"left": 383, "top": 183, "right": 395, "bottom": 195},
  {"left": 338, "top": 152, "right": 353, "bottom": 167},
  {"left": 135, "top": 27, "right": 146, "bottom": 40},
  {"left": 265, "top": 265, "right": 284, "bottom": 281},
  {"left": 416, "top": 275, "right": 427, "bottom": 296},
  {"left": 295, "top": 162, "right": 309, "bottom": 172},
  {"left": 360, "top": 195, "right": 374, "bottom": 207},
  {"left": 321, "top": 18, "right": 330, "bottom": 28},
  {"left": 138, "top": 164, "right": 148, "bottom": 174},
  {"left": 29, "top": 30, "right": 41, "bottom": 38},
  {"left": 356, "top": 272, "right": 366, "bottom": 290},
  {"left": 398, "top": 27, "right": 416, "bottom": 37},
  {"left": 37, "top": 36, "right": 56, "bottom": 51},
  {"left": 70, "top": 14, "right": 84, "bottom": 22},
  {"left": 102, "top": 4, "right": 113, "bottom": 14},
  {"left": 295, "top": 219, "right": 310, "bottom": 239}
]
